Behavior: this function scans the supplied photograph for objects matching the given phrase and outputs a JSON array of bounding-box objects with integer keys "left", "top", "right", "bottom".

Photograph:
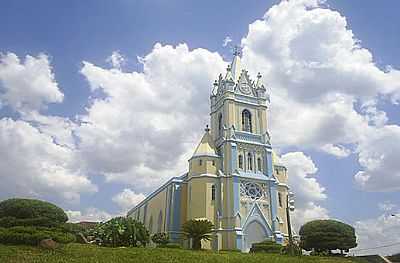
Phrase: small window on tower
[
  {"left": 247, "top": 153, "right": 253, "bottom": 171},
  {"left": 257, "top": 158, "right": 262, "bottom": 172},
  {"left": 218, "top": 113, "right": 223, "bottom": 137},
  {"left": 278, "top": 192, "right": 283, "bottom": 207},
  {"left": 212, "top": 160, "right": 215, "bottom": 166},
  {"left": 242, "top": 109, "right": 252, "bottom": 132},
  {"left": 211, "top": 185, "right": 216, "bottom": 201},
  {"left": 238, "top": 155, "right": 243, "bottom": 169},
  {"left": 199, "top": 159, "right": 202, "bottom": 166}
]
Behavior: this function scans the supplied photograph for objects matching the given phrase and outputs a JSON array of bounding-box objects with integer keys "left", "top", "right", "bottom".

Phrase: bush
[
  {"left": 249, "top": 240, "right": 283, "bottom": 254},
  {"left": 0, "top": 226, "right": 75, "bottom": 245},
  {"left": 151, "top": 232, "right": 169, "bottom": 246},
  {"left": 0, "top": 199, "right": 68, "bottom": 227},
  {"left": 90, "top": 217, "right": 149, "bottom": 247},
  {"left": 158, "top": 243, "right": 182, "bottom": 249}
]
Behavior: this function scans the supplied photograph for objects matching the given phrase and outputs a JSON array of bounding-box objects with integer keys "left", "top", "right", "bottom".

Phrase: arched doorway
[{"left": 243, "top": 220, "right": 269, "bottom": 252}]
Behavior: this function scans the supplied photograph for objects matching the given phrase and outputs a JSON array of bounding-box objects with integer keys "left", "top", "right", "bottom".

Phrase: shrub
[
  {"left": 0, "top": 226, "right": 75, "bottom": 245},
  {"left": 249, "top": 240, "right": 283, "bottom": 254},
  {"left": 0, "top": 199, "right": 68, "bottom": 227},
  {"left": 90, "top": 217, "right": 149, "bottom": 247},
  {"left": 158, "top": 243, "right": 182, "bottom": 249},
  {"left": 151, "top": 232, "right": 169, "bottom": 246}
]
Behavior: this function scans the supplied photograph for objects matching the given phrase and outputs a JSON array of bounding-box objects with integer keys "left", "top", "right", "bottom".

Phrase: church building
[{"left": 127, "top": 50, "right": 290, "bottom": 252}]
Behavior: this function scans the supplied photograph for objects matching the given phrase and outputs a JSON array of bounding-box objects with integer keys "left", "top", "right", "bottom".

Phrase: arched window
[
  {"left": 242, "top": 109, "right": 252, "bottom": 132},
  {"left": 157, "top": 210, "right": 163, "bottom": 233},
  {"left": 211, "top": 185, "right": 216, "bottom": 201},
  {"left": 238, "top": 155, "right": 243, "bottom": 169},
  {"left": 199, "top": 159, "right": 202, "bottom": 166},
  {"left": 148, "top": 216, "right": 153, "bottom": 234},
  {"left": 218, "top": 113, "right": 223, "bottom": 137},
  {"left": 247, "top": 153, "right": 253, "bottom": 171},
  {"left": 257, "top": 157, "right": 262, "bottom": 172}
]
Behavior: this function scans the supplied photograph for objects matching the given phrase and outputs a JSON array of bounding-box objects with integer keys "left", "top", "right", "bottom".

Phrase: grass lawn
[{"left": 0, "top": 243, "right": 366, "bottom": 263}]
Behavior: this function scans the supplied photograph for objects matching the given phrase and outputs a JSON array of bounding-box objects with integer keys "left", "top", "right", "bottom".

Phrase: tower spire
[{"left": 231, "top": 45, "right": 242, "bottom": 82}]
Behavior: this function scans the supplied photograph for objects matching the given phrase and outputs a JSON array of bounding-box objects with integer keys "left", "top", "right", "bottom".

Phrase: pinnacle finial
[
  {"left": 205, "top": 125, "right": 210, "bottom": 132},
  {"left": 233, "top": 45, "right": 242, "bottom": 57},
  {"left": 213, "top": 80, "right": 218, "bottom": 86},
  {"left": 257, "top": 72, "right": 262, "bottom": 79}
]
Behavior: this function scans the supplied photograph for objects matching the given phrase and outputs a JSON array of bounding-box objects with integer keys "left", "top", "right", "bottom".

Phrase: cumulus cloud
[
  {"left": 354, "top": 125, "right": 400, "bottom": 192},
  {"left": 0, "top": 53, "right": 63, "bottom": 113},
  {"left": 77, "top": 44, "right": 226, "bottom": 193},
  {"left": 0, "top": 52, "right": 96, "bottom": 204},
  {"left": 112, "top": 189, "right": 146, "bottom": 213},
  {"left": 0, "top": 118, "right": 96, "bottom": 203},
  {"left": 353, "top": 213, "right": 400, "bottom": 256},
  {"left": 279, "top": 152, "right": 328, "bottom": 230},
  {"left": 239, "top": 0, "right": 400, "bottom": 191},
  {"left": 106, "top": 51, "right": 125, "bottom": 70},
  {"left": 66, "top": 207, "right": 117, "bottom": 223},
  {"left": 378, "top": 201, "right": 396, "bottom": 212}
]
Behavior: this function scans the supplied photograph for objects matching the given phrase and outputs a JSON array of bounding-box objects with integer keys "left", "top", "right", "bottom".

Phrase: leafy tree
[
  {"left": 0, "top": 198, "right": 68, "bottom": 227},
  {"left": 299, "top": 219, "right": 357, "bottom": 254},
  {"left": 91, "top": 217, "right": 149, "bottom": 247},
  {"left": 151, "top": 232, "right": 169, "bottom": 246},
  {"left": 181, "top": 219, "right": 213, "bottom": 250}
]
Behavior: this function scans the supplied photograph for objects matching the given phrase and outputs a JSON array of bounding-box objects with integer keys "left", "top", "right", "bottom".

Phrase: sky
[{"left": 0, "top": 0, "right": 399, "bottom": 256}]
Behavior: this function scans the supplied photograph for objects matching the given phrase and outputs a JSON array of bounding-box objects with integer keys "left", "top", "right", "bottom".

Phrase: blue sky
[{"left": 1, "top": 0, "right": 400, "bottom": 255}]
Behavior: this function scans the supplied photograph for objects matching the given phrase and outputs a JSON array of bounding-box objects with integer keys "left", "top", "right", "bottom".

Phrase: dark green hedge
[
  {"left": 0, "top": 226, "right": 75, "bottom": 245},
  {"left": 0, "top": 216, "right": 60, "bottom": 228},
  {"left": 0, "top": 199, "right": 68, "bottom": 226},
  {"left": 250, "top": 240, "right": 283, "bottom": 254}
]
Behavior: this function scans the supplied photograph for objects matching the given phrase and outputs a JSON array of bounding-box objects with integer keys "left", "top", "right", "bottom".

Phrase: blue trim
[
  {"left": 127, "top": 174, "right": 186, "bottom": 216},
  {"left": 233, "top": 176, "right": 240, "bottom": 214},
  {"left": 236, "top": 232, "right": 243, "bottom": 250},
  {"left": 266, "top": 151, "right": 273, "bottom": 177},
  {"left": 170, "top": 183, "right": 182, "bottom": 242},
  {"left": 269, "top": 181, "right": 279, "bottom": 232},
  {"left": 231, "top": 143, "right": 237, "bottom": 174}
]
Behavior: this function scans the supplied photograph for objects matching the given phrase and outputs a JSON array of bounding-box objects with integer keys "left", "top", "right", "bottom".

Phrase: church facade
[{"left": 127, "top": 51, "right": 290, "bottom": 251}]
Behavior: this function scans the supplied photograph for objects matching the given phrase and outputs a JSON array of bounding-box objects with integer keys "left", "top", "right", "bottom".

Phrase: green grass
[{"left": 0, "top": 243, "right": 362, "bottom": 263}]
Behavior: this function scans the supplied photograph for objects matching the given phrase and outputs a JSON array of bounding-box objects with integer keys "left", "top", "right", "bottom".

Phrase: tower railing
[{"left": 235, "top": 131, "right": 263, "bottom": 144}]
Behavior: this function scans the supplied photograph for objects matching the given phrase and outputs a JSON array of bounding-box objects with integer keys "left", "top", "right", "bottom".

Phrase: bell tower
[{"left": 209, "top": 48, "right": 286, "bottom": 250}]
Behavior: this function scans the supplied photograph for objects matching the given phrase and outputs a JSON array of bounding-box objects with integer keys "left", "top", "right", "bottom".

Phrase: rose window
[{"left": 240, "top": 181, "right": 265, "bottom": 200}]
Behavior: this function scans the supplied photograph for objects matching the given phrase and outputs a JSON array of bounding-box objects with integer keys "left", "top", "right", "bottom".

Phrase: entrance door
[{"left": 243, "top": 220, "right": 268, "bottom": 252}]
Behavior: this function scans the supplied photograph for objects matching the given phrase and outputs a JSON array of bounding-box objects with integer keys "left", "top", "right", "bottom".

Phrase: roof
[{"left": 191, "top": 127, "right": 218, "bottom": 158}]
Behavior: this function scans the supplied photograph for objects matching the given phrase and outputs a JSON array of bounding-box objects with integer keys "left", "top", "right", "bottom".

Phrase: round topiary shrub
[{"left": 0, "top": 198, "right": 68, "bottom": 227}]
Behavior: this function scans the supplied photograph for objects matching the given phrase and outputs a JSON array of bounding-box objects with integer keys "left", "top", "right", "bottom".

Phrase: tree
[
  {"left": 91, "top": 217, "right": 149, "bottom": 247},
  {"left": 181, "top": 219, "right": 213, "bottom": 250},
  {"left": 299, "top": 219, "right": 357, "bottom": 255},
  {"left": 0, "top": 198, "right": 68, "bottom": 227}
]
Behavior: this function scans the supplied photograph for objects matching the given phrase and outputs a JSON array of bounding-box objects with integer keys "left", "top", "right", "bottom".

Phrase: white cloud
[
  {"left": 106, "top": 51, "right": 125, "bottom": 70},
  {"left": 222, "top": 36, "right": 232, "bottom": 47},
  {"left": 239, "top": 0, "right": 400, "bottom": 191},
  {"left": 354, "top": 125, "right": 400, "bottom": 192},
  {"left": 77, "top": 44, "right": 226, "bottom": 193},
  {"left": 378, "top": 201, "right": 396, "bottom": 212},
  {"left": 353, "top": 213, "right": 400, "bottom": 256},
  {"left": 279, "top": 152, "right": 328, "bottom": 230},
  {"left": 0, "top": 118, "right": 97, "bottom": 203},
  {"left": 66, "top": 207, "right": 117, "bottom": 223},
  {"left": 0, "top": 53, "right": 63, "bottom": 113},
  {"left": 112, "top": 189, "right": 146, "bottom": 212}
]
